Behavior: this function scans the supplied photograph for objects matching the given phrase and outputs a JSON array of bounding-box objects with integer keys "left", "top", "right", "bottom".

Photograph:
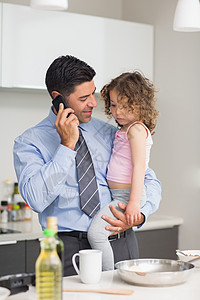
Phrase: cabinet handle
[{"left": 0, "top": 240, "right": 17, "bottom": 245}]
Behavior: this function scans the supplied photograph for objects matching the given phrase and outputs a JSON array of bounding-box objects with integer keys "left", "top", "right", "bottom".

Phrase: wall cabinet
[{"left": 1, "top": 3, "right": 153, "bottom": 91}]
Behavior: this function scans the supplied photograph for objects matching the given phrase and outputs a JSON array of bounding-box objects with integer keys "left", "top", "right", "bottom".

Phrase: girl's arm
[
  {"left": 125, "top": 123, "right": 147, "bottom": 226},
  {"left": 103, "top": 168, "right": 161, "bottom": 234}
]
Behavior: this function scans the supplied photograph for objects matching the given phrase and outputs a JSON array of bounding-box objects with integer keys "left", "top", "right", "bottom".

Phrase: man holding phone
[{"left": 13, "top": 55, "right": 161, "bottom": 276}]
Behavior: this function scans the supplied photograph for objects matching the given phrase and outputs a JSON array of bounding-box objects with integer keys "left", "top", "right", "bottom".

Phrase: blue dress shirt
[{"left": 13, "top": 108, "right": 161, "bottom": 231}]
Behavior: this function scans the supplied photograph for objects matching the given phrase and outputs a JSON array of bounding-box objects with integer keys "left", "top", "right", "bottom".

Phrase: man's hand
[
  {"left": 54, "top": 103, "right": 79, "bottom": 150},
  {"left": 101, "top": 202, "right": 145, "bottom": 235}
]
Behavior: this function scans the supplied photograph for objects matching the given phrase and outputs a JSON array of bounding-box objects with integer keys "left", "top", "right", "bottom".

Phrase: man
[{"left": 13, "top": 55, "right": 161, "bottom": 276}]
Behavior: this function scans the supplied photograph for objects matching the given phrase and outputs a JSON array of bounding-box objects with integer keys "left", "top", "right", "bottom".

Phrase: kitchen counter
[
  {"left": 0, "top": 213, "right": 184, "bottom": 276},
  {"left": 0, "top": 212, "right": 43, "bottom": 244},
  {"left": 134, "top": 214, "right": 183, "bottom": 231},
  {"left": 0, "top": 213, "right": 183, "bottom": 243},
  {"left": 8, "top": 268, "right": 200, "bottom": 300}
]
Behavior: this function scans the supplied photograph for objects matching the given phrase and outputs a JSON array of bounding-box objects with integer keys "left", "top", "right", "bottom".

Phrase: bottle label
[
  {"left": 11, "top": 210, "right": 18, "bottom": 222},
  {"left": 1, "top": 210, "right": 8, "bottom": 223},
  {"left": 13, "top": 194, "right": 23, "bottom": 204},
  {"left": 24, "top": 209, "right": 32, "bottom": 220},
  {"left": 36, "top": 270, "right": 61, "bottom": 299}
]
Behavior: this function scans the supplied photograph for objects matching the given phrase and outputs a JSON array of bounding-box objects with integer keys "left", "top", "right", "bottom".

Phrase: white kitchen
[{"left": 0, "top": 0, "right": 200, "bottom": 299}]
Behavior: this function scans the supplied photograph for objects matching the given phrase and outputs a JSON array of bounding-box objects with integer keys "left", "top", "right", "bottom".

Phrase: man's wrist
[{"left": 136, "top": 213, "right": 146, "bottom": 228}]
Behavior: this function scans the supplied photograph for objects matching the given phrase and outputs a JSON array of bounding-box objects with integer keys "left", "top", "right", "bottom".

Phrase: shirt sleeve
[
  {"left": 13, "top": 136, "right": 77, "bottom": 213},
  {"left": 138, "top": 167, "right": 162, "bottom": 227}
]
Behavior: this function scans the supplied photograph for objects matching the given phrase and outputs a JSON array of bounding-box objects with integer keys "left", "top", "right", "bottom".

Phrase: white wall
[
  {"left": 0, "top": 90, "right": 49, "bottom": 191},
  {"left": 122, "top": 0, "right": 200, "bottom": 249},
  {"left": 0, "top": 0, "right": 122, "bottom": 196},
  {"left": 0, "top": 0, "right": 200, "bottom": 249}
]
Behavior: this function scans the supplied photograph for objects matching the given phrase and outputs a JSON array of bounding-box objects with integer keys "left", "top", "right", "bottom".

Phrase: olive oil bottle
[
  {"left": 35, "top": 228, "right": 62, "bottom": 300},
  {"left": 46, "top": 217, "right": 64, "bottom": 264}
]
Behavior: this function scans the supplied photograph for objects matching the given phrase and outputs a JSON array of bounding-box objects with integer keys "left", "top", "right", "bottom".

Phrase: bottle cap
[
  {"left": 43, "top": 228, "right": 55, "bottom": 237},
  {"left": 46, "top": 216, "right": 58, "bottom": 233},
  {"left": 47, "top": 216, "right": 57, "bottom": 222},
  {"left": 18, "top": 202, "right": 25, "bottom": 208},
  {"left": 1, "top": 200, "right": 8, "bottom": 206},
  {"left": 46, "top": 216, "right": 57, "bottom": 225},
  {"left": 13, "top": 204, "right": 20, "bottom": 210}
]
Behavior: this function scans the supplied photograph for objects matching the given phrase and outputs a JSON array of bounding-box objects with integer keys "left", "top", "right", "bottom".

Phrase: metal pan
[{"left": 115, "top": 259, "right": 194, "bottom": 286}]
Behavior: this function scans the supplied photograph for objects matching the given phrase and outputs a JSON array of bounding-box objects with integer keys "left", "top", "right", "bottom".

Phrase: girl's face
[{"left": 109, "top": 89, "right": 139, "bottom": 130}]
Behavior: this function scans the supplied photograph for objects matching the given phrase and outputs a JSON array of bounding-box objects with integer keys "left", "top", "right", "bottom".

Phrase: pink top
[{"left": 106, "top": 122, "right": 153, "bottom": 184}]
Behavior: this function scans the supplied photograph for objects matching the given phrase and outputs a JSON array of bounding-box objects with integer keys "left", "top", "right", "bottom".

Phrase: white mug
[{"left": 72, "top": 249, "right": 102, "bottom": 284}]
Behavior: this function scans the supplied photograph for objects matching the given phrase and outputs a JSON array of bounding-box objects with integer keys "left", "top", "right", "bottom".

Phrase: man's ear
[{"left": 51, "top": 91, "right": 61, "bottom": 99}]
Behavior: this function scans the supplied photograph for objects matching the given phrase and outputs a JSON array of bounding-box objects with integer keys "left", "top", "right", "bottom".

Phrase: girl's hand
[
  {"left": 102, "top": 202, "right": 144, "bottom": 235},
  {"left": 125, "top": 202, "right": 141, "bottom": 226}
]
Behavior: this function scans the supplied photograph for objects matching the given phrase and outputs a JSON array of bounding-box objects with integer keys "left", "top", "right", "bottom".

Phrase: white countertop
[
  {"left": 8, "top": 268, "right": 200, "bottom": 300},
  {"left": 0, "top": 213, "right": 184, "bottom": 243},
  {"left": 0, "top": 212, "right": 43, "bottom": 243},
  {"left": 134, "top": 214, "right": 184, "bottom": 231}
]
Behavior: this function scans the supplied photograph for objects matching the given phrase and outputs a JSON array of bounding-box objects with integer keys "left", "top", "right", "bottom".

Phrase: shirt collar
[
  {"left": 79, "top": 118, "right": 95, "bottom": 132},
  {"left": 48, "top": 106, "right": 57, "bottom": 126}
]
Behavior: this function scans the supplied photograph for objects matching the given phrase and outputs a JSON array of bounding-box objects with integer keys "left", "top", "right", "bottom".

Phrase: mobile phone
[{"left": 52, "top": 95, "right": 68, "bottom": 113}]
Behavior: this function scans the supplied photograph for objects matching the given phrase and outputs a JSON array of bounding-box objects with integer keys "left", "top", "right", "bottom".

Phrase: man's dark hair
[{"left": 45, "top": 55, "right": 96, "bottom": 99}]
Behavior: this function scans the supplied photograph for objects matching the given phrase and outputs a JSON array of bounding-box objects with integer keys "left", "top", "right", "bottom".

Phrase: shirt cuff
[{"left": 136, "top": 212, "right": 146, "bottom": 229}]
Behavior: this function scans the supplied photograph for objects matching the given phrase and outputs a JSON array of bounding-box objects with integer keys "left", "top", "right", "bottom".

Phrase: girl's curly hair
[{"left": 100, "top": 71, "right": 159, "bottom": 132}]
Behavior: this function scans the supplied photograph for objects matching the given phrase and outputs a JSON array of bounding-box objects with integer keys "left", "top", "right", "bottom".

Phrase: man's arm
[
  {"left": 14, "top": 104, "right": 80, "bottom": 213},
  {"left": 102, "top": 168, "right": 161, "bottom": 233},
  {"left": 14, "top": 138, "right": 77, "bottom": 213}
]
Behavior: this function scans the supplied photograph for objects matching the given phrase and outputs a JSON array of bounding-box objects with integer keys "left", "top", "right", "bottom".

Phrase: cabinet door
[
  {"left": 135, "top": 226, "right": 179, "bottom": 260},
  {"left": 1, "top": 3, "right": 153, "bottom": 91},
  {"left": 0, "top": 240, "right": 26, "bottom": 276},
  {"left": 25, "top": 239, "right": 40, "bottom": 273}
]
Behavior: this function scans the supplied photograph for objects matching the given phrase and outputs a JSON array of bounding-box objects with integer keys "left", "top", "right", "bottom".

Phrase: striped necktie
[{"left": 75, "top": 128, "right": 100, "bottom": 218}]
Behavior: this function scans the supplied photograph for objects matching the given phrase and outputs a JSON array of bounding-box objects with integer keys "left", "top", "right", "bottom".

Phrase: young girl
[{"left": 88, "top": 71, "right": 159, "bottom": 271}]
